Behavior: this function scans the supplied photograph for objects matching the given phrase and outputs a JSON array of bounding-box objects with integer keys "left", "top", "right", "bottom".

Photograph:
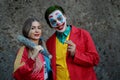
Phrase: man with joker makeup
[{"left": 45, "top": 5, "right": 99, "bottom": 80}]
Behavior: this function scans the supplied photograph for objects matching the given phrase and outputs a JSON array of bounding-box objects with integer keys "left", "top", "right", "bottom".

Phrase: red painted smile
[{"left": 56, "top": 22, "right": 65, "bottom": 30}]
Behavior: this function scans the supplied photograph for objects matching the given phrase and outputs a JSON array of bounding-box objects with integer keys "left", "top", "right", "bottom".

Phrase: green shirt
[{"left": 56, "top": 25, "right": 71, "bottom": 44}]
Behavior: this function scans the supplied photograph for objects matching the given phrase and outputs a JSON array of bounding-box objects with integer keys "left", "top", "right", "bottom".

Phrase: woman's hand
[{"left": 30, "top": 45, "right": 44, "bottom": 60}]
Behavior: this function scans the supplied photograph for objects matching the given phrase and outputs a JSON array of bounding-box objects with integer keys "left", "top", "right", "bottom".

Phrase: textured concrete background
[{"left": 0, "top": 0, "right": 120, "bottom": 80}]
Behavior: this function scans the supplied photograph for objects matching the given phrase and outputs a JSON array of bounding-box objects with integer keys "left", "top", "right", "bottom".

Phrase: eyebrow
[
  {"left": 49, "top": 15, "right": 53, "bottom": 18},
  {"left": 55, "top": 12, "right": 59, "bottom": 15},
  {"left": 49, "top": 12, "right": 59, "bottom": 18}
]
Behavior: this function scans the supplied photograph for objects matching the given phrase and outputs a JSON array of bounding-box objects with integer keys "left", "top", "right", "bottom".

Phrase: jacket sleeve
[
  {"left": 13, "top": 46, "right": 35, "bottom": 80},
  {"left": 73, "top": 30, "right": 99, "bottom": 67}
]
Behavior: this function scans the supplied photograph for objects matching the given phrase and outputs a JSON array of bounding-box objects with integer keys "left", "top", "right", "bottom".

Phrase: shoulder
[
  {"left": 16, "top": 46, "right": 27, "bottom": 55},
  {"left": 71, "top": 25, "right": 90, "bottom": 35},
  {"left": 17, "top": 46, "right": 25, "bottom": 52},
  {"left": 46, "top": 32, "right": 56, "bottom": 43}
]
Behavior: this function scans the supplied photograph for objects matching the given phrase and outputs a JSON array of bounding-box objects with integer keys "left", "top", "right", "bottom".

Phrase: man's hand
[{"left": 65, "top": 40, "right": 76, "bottom": 57}]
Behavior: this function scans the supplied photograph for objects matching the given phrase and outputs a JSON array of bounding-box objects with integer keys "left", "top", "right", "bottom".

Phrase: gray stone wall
[{"left": 0, "top": 0, "right": 120, "bottom": 80}]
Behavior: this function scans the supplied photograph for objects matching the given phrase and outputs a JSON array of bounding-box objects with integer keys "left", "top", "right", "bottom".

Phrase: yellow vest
[{"left": 56, "top": 34, "right": 70, "bottom": 80}]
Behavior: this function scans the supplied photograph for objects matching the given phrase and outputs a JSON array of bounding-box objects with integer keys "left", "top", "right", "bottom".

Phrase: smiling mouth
[
  {"left": 56, "top": 22, "right": 65, "bottom": 30},
  {"left": 34, "top": 34, "right": 40, "bottom": 37}
]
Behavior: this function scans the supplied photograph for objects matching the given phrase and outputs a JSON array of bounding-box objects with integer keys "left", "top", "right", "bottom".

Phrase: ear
[{"left": 63, "top": 14, "right": 67, "bottom": 19}]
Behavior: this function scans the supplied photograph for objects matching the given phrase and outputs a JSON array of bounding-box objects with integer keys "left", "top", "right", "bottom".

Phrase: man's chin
[
  {"left": 56, "top": 25, "right": 66, "bottom": 32},
  {"left": 56, "top": 29, "right": 65, "bottom": 32}
]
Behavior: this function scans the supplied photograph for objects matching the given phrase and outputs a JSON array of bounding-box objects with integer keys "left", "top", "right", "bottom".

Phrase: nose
[
  {"left": 35, "top": 28, "right": 39, "bottom": 32},
  {"left": 56, "top": 20, "right": 61, "bottom": 26}
]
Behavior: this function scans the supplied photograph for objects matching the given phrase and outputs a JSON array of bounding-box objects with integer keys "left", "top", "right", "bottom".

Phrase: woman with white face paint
[
  {"left": 13, "top": 18, "right": 52, "bottom": 80},
  {"left": 45, "top": 5, "right": 100, "bottom": 80}
]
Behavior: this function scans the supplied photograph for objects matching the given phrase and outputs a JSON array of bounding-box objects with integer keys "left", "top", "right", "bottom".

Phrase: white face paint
[{"left": 48, "top": 10, "right": 67, "bottom": 32}]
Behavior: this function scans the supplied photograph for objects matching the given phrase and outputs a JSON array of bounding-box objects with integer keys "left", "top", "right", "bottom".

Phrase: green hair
[{"left": 45, "top": 5, "right": 65, "bottom": 28}]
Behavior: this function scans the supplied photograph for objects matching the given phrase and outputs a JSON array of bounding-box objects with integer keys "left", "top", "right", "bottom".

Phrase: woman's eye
[
  {"left": 31, "top": 27, "right": 35, "bottom": 30},
  {"left": 38, "top": 26, "right": 42, "bottom": 29}
]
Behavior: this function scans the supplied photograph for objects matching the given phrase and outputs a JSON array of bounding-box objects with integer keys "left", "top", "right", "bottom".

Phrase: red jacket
[
  {"left": 13, "top": 46, "right": 44, "bottom": 80},
  {"left": 46, "top": 25, "right": 99, "bottom": 80}
]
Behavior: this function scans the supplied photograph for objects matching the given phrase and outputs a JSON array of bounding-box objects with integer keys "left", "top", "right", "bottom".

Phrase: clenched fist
[{"left": 30, "top": 45, "right": 44, "bottom": 60}]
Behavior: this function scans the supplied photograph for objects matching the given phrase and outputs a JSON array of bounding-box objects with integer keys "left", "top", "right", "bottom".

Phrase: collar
[{"left": 56, "top": 25, "right": 71, "bottom": 44}]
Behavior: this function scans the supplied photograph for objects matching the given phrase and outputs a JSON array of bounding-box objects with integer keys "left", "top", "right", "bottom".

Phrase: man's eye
[
  {"left": 58, "top": 16, "right": 63, "bottom": 21},
  {"left": 51, "top": 20, "right": 56, "bottom": 25}
]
